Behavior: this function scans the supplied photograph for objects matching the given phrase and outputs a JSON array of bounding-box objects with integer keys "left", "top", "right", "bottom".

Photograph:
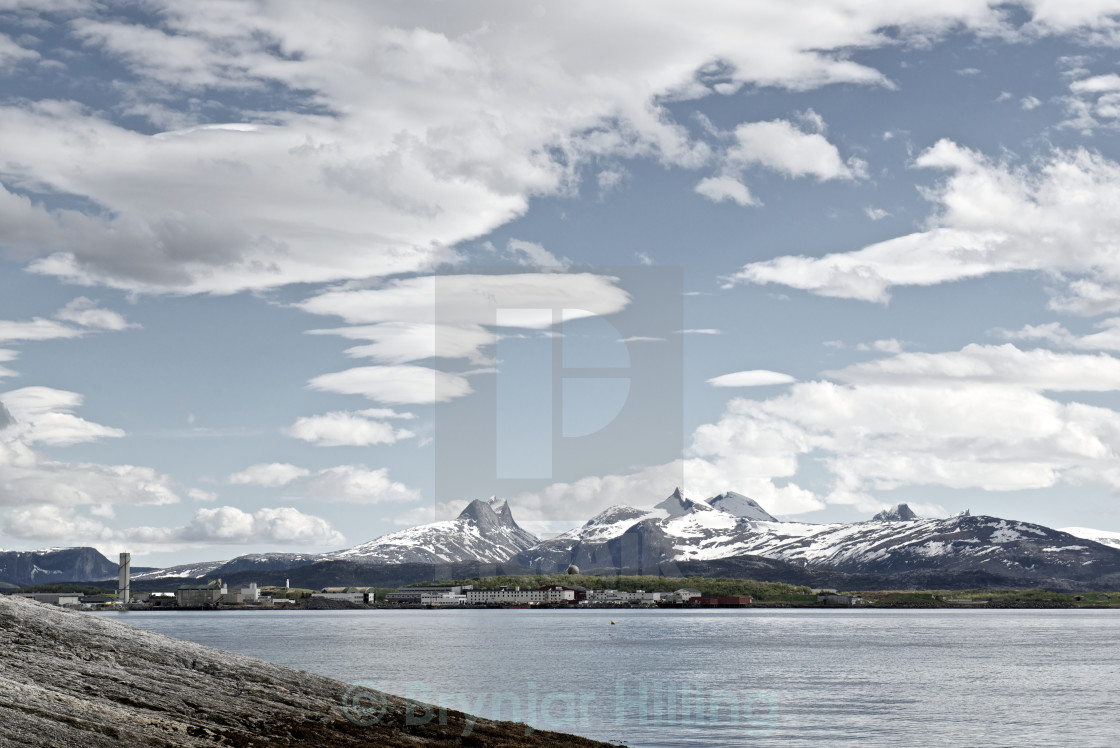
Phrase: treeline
[
  {"left": 13, "top": 584, "right": 115, "bottom": 595},
  {"left": 420, "top": 574, "right": 814, "bottom": 602}
]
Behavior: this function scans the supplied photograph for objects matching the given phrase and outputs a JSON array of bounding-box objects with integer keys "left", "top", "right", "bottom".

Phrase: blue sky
[{"left": 3, "top": 1, "right": 1120, "bottom": 566}]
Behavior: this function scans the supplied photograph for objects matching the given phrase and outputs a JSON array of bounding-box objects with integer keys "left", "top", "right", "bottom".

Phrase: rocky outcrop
[
  {"left": 0, "top": 595, "right": 615, "bottom": 747},
  {"left": 873, "top": 503, "right": 919, "bottom": 521}
]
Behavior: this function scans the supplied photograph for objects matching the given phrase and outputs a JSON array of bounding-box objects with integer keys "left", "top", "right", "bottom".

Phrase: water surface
[{"left": 98, "top": 608, "right": 1120, "bottom": 747}]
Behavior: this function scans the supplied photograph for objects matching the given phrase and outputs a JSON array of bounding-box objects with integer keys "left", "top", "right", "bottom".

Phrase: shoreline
[
  {"left": 95, "top": 600, "right": 1118, "bottom": 612},
  {"left": 0, "top": 595, "right": 618, "bottom": 747}
]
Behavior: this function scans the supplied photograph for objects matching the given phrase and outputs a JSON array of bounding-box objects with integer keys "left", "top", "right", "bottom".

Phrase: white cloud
[
  {"left": 0, "top": 317, "right": 84, "bottom": 344},
  {"left": 679, "top": 328, "right": 722, "bottom": 335},
  {"left": 512, "top": 454, "right": 823, "bottom": 526},
  {"left": 2, "top": 504, "right": 345, "bottom": 548},
  {"left": 707, "top": 370, "right": 797, "bottom": 387},
  {"left": 391, "top": 500, "right": 469, "bottom": 527},
  {"left": 999, "top": 317, "right": 1120, "bottom": 352},
  {"left": 864, "top": 206, "right": 890, "bottom": 220},
  {"left": 188, "top": 488, "right": 218, "bottom": 502},
  {"left": 831, "top": 343, "right": 1120, "bottom": 392},
  {"left": 0, "top": 298, "right": 136, "bottom": 346},
  {"left": 181, "top": 506, "right": 344, "bottom": 545},
  {"left": 0, "top": 454, "right": 179, "bottom": 510},
  {"left": 691, "top": 378, "right": 1120, "bottom": 500},
  {"left": 288, "top": 409, "right": 416, "bottom": 447},
  {"left": 1070, "top": 73, "right": 1120, "bottom": 94},
  {"left": 694, "top": 176, "right": 759, "bottom": 206},
  {"left": 300, "top": 465, "right": 420, "bottom": 504},
  {"left": 0, "top": 33, "right": 37, "bottom": 72},
  {"left": 1020, "top": 95, "right": 1042, "bottom": 110},
  {"left": 53, "top": 297, "right": 137, "bottom": 331},
  {"left": 309, "top": 322, "right": 495, "bottom": 366},
  {"left": 7, "top": 3, "right": 1088, "bottom": 296},
  {"left": 299, "top": 272, "right": 630, "bottom": 404},
  {"left": 307, "top": 365, "right": 472, "bottom": 405},
  {"left": 597, "top": 168, "right": 625, "bottom": 194},
  {"left": 0, "top": 397, "right": 178, "bottom": 509},
  {"left": 727, "top": 119, "right": 863, "bottom": 181},
  {"left": 727, "top": 140, "right": 1120, "bottom": 308},
  {"left": 515, "top": 340, "right": 1120, "bottom": 522},
  {"left": 856, "top": 338, "right": 904, "bottom": 354},
  {"left": 506, "top": 239, "right": 570, "bottom": 270},
  {"left": 300, "top": 273, "right": 629, "bottom": 328},
  {"left": 228, "top": 460, "right": 419, "bottom": 504},
  {"left": 1, "top": 3, "right": 956, "bottom": 295},
  {"left": 228, "top": 462, "right": 310, "bottom": 487},
  {"left": 1, "top": 386, "right": 125, "bottom": 446}
]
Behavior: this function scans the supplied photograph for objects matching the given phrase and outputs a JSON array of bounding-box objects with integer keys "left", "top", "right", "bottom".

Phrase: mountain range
[{"left": 7, "top": 491, "right": 1120, "bottom": 591}]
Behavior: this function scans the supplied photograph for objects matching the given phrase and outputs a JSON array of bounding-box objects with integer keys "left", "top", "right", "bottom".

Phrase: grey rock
[{"left": 0, "top": 595, "right": 614, "bottom": 747}]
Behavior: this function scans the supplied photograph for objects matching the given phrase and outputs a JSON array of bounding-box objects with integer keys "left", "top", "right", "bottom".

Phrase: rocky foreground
[{"left": 0, "top": 596, "right": 617, "bottom": 747}]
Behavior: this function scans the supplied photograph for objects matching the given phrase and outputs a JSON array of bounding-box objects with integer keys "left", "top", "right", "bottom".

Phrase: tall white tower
[{"left": 118, "top": 552, "right": 131, "bottom": 605}]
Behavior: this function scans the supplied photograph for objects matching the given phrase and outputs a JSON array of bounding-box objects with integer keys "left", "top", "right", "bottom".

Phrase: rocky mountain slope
[
  {"left": 319, "top": 497, "right": 538, "bottom": 565},
  {"left": 128, "top": 498, "right": 538, "bottom": 585},
  {"left": 0, "top": 547, "right": 119, "bottom": 588},
  {"left": 130, "top": 553, "right": 321, "bottom": 582},
  {"left": 0, "top": 595, "right": 611, "bottom": 747},
  {"left": 25, "top": 489, "right": 1120, "bottom": 593},
  {"left": 515, "top": 490, "right": 1120, "bottom": 588}
]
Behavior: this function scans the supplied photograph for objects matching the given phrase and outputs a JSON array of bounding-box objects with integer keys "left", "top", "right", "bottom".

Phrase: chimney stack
[{"left": 118, "top": 552, "right": 131, "bottom": 605}]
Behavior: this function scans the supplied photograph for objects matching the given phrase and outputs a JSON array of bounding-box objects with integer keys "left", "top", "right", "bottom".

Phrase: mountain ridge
[{"left": 11, "top": 489, "right": 1120, "bottom": 592}]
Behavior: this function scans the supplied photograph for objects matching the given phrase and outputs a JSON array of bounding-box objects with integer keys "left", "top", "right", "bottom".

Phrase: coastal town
[{"left": 11, "top": 580, "right": 763, "bottom": 610}]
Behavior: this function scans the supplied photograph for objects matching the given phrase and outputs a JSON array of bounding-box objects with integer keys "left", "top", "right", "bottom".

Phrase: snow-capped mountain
[
  {"left": 706, "top": 491, "right": 779, "bottom": 522},
  {"left": 126, "top": 499, "right": 537, "bottom": 583},
  {"left": 516, "top": 489, "right": 1120, "bottom": 585},
  {"left": 322, "top": 497, "right": 538, "bottom": 565},
  {"left": 109, "top": 488, "right": 1120, "bottom": 592}
]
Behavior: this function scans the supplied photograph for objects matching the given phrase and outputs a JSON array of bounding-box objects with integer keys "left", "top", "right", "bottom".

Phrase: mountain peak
[
  {"left": 705, "top": 491, "right": 779, "bottom": 522},
  {"left": 873, "top": 503, "right": 919, "bottom": 521},
  {"left": 456, "top": 497, "right": 526, "bottom": 533},
  {"left": 654, "top": 488, "right": 699, "bottom": 518},
  {"left": 457, "top": 498, "right": 501, "bottom": 525}
]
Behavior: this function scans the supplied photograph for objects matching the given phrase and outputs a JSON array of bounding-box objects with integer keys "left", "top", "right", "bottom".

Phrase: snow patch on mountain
[
  {"left": 132, "top": 561, "right": 229, "bottom": 581},
  {"left": 325, "top": 497, "right": 537, "bottom": 565},
  {"left": 1059, "top": 527, "right": 1120, "bottom": 551},
  {"left": 706, "top": 491, "right": 779, "bottom": 522}
]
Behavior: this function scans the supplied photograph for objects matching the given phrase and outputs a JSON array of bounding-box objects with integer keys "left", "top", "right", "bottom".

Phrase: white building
[
  {"left": 420, "top": 592, "right": 467, "bottom": 606},
  {"left": 386, "top": 585, "right": 472, "bottom": 604},
  {"left": 311, "top": 587, "right": 373, "bottom": 603},
  {"left": 586, "top": 589, "right": 643, "bottom": 603},
  {"left": 463, "top": 586, "right": 575, "bottom": 605}
]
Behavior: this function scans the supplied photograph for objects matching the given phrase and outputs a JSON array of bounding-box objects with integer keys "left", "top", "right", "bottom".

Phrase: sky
[{"left": 3, "top": 1, "right": 1120, "bottom": 566}]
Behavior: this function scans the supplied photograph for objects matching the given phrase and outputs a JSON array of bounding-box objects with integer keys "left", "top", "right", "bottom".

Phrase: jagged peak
[
  {"left": 456, "top": 497, "right": 532, "bottom": 537},
  {"left": 873, "top": 503, "right": 919, "bottom": 522},
  {"left": 654, "top": 488, "right": 703, "bottom": 518},
  {"left": 457, "top": 498, "right": 501, "bottom": 523}
]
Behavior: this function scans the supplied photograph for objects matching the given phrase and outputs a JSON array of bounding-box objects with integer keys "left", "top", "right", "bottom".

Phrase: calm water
[{"left": 96, "top": 608, "right": 1120, "bottom": 747}]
